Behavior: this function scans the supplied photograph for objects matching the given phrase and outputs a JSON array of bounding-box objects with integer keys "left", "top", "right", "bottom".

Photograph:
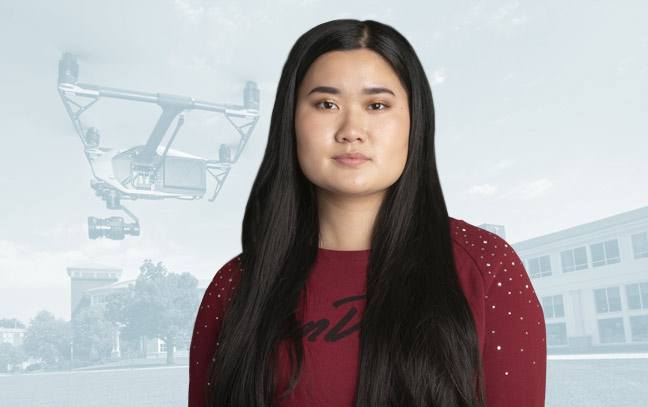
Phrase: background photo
[{"left": 1, "top": 0, "right": 646, "bottom": 405}]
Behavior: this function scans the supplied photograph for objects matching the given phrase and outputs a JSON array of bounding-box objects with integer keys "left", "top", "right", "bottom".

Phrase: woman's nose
[{"left": 336, "top": 106, "right": 367, "bottom": 142}]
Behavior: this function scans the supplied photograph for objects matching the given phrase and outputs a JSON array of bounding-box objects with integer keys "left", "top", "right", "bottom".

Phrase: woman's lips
[
  {"left": 333, "top": 152, "right": 369, "bottom": 159},
  {"left": 333, "top": 157, "right": 370, "bottom": 166}
]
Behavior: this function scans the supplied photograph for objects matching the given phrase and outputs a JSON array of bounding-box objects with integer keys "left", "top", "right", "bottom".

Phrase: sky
[{"left": 0, "top": 0, "right": 646, "bottom": 324}]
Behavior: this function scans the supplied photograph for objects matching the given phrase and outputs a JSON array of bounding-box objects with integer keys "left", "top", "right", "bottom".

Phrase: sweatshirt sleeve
[
  {"left": 480, "top": 241, "right": 547, "bottom": 406},
  {"left": 188, "top": 260, "right": 238, "bottom": 407}
]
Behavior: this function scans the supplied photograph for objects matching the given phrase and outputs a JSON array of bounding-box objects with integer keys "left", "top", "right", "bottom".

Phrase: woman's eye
[
  {"left": 315, "top": 101, "right": 388, "bottom": 110},
  {"left": 368, "top": 102, "right": 388, "bottom": 110},
  {"left": 317, "top": 101, "right": 338, "bottom": 110}
]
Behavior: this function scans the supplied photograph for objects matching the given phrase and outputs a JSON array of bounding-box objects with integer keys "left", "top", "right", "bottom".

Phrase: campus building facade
[{"left": 503, "top": 206, "right": 648, "bottom": 353}]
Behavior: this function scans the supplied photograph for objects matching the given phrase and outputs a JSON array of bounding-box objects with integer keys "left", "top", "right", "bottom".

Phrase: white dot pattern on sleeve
[
  {"left": 454, "top": 221, "right": 545, "bottom": 378},
  {"left": 189, "top": 256, "right": 242, "bottom": 405}
]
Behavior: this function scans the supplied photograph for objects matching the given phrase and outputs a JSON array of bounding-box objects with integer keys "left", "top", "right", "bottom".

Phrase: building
[
  {"left": 499, "top": 205, "right": 648, "bottom": 353},
  {"left": 0, "top": 327, "right": 26, "bottom": 347},
  {"left": 67, "top": 263, "right": 122, "bottom": 318},
  {"left": 67, "top": 263, "right": 210, "bottom": 359}
]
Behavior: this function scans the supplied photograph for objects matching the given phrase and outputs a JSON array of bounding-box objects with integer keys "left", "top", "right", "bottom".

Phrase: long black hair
[{"left": 207, "top": 19, "right": 485, "bottom": 407}]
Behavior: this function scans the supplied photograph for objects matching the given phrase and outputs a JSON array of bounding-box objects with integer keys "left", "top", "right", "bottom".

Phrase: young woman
[{"left": 189, "top": 19, "right": 547, "bottom": 407}]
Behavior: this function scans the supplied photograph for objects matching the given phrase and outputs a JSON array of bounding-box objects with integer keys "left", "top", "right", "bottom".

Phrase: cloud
[
  {"left": 617, "top": 56, "right": 636, "bottom": 75},
  {"left": 488, "top": 2, "right": 525, "bottom": 24},
  {"left": 429, "top": 67, "right": 446, "bottom": 85},
  {"left": 466, "top": 183, "right": 498, "bottom": 196},
  {"left": 491, "top": 159, "right": 515, "bottom": 173},
  {"left": 498, "top": 178, "right": 553, "bottom": 201},
  {"left": 173, "top": 0, "right": 206, "bottom": 25},
  {"left": 452, "top": 2, "right": 530, "bottom": 34},
  {"left": 32, "top": 220, "right": 86, "bottom": 239}
]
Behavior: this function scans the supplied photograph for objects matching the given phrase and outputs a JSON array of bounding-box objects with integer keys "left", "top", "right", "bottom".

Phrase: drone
[{"left": 57, "top": 53, "right": 260, "bottom": 240}]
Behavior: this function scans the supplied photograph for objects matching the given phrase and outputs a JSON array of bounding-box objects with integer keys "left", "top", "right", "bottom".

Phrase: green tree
[
  {"left": 71, "top": 305, "right": 116, "bottom": 361},
  {"left": 106, "top": 259, "right": 199, "bottom": 364},
  {"left": 22, "top": 310, "right": 72, "bottom": 368}
]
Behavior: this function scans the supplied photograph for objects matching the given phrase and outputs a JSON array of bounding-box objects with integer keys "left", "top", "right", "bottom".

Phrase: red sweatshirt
[{"left": 188, "top": 217, "right": 547, "bottom": 406}]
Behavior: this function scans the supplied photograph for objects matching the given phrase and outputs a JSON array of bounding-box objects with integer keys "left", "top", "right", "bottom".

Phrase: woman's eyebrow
[{"left": 307, "top": 85, "right": 395, "bottom": 97}]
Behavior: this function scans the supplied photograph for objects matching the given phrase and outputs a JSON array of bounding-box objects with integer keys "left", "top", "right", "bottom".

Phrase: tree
[
  {"left": 0, "top": 342, "right": 26, "bottom": 373},
  {"left": 0, "top": 318, "right": 26, "bottom": 329},
  {"left": 22, "top": 310, "right": 72, "bottom": 368},
  {"left": 106, "top": 259, "right": 199, "bottom": 364},
  {"left": 71, "top": 305, "right": 116, "bottom": 361}
]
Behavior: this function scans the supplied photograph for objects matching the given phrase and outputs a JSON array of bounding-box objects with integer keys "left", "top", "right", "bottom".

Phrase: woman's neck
[{"left": 316, "top": 188, "right": 385, "bottom": 251}]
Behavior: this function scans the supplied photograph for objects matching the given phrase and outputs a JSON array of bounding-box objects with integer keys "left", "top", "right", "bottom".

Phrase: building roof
[
  {"left": 512, "top": 205, "right": 648, "bottom": 251},
  {"left": 66, "top": 262, "right": 122, "bottom": 272}
]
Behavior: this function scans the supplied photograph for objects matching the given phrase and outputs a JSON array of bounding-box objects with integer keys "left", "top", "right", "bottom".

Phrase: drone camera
[{"left": 88, "top": 216, "right": 140, "bottom": 240}]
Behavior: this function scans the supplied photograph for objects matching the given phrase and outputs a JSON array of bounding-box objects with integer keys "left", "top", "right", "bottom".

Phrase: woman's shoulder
[
  {"left": 207, "top": 252, "right": 244, "bottom": 304},
  {"left": 213, "top": 252, "right": 243, "bottom": 279},
  {"left": 448, "top": 217, "right": 524, "bottom": 287},
  {"left": 449, "top": 217, "right": 547, "bottom": 406}
]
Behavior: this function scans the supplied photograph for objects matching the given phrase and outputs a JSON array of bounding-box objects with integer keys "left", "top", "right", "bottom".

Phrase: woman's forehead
[{"left": 299, "top": 50, "right": 405, "bottom": 97}]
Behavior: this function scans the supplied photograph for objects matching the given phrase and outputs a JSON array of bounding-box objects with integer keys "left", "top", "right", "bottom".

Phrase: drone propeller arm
[{"left": 59, "top": 82, "right": 257, "bottom": 116}]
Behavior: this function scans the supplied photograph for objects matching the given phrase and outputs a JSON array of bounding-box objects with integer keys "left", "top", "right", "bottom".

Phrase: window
[
  {"left": 630, "top": 315, "right": 648, "bottom": 342},
  {"left": 546, "top": 322, "right": 568, "bottom": 346},
  {"left": 626, "top": 282, "right": 648, "bottom": 310},
  {"left": 631, "top": 232, "right": 648, "bottom": 259},
  {"left": 590, "top": 239, "right": 621, "bottom": 267},
  {"left": 527, "top": 255, "right": 552, "bottom": 279},
  {"left": 594, "top": 287, "right": 622, "bottom": 313},
  {"left": 159, "top": 341, "right": 175, "bottom": 353},
  {"left": 542, "top": 295, "right": 565, "bottom": 318},
  {"left": 597, "top": 318, "right": 625, "bottom": 343},
  {"left": 560, "top": 247, "right": 588, "bottom": 272}
]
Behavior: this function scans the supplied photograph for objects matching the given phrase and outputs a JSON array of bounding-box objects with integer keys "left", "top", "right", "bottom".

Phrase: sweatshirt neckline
[{"left": 317, "top": 247, "right": 371, "bottom": 263}]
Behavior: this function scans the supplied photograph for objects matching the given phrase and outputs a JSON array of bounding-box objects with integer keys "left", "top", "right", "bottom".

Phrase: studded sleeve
[
  {"left": 188, "top": 257, "right": 240, "bottom": 407},
  {"left": 479, "top": 240, "right": 547, "bottom": 406}
]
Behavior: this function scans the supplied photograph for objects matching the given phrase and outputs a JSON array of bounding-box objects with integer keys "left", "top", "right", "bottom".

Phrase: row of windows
[
  {"left": 72, "top": 271, "right": 118, "bottom": 278},
  {"left": 1, "top": 332, "right": 24, "bottom": 345},
  {"left": 594, "top": 282, "right": 648, "bottom": 313},
  {"left": 541, "top": 282, "right": 648, "bottom": 319},
  {"left": 546, "top": 315, "right": 648, "bottom": 346},
  {"left": 524, "top": 231, "right": 648, "bottom": 280}
]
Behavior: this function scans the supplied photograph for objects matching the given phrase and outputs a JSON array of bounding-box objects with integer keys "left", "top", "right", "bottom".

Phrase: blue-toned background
[{"left": 1, "top": 0, "right": 646, "bottom": 405}]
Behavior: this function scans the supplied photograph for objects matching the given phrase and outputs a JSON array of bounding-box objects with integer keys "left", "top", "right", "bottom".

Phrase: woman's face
[{"left": 294, "top": 49, "right": 410, "bottom": 201}]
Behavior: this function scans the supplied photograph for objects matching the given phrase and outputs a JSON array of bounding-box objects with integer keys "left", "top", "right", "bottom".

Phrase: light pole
[{"left": 69, "top": 340, "right": 73, "bottom": 371}]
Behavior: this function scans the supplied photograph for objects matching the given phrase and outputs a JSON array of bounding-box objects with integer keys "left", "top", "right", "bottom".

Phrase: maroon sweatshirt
[{"left": 188, "top": 217, "right": 547, "bottom": 406}]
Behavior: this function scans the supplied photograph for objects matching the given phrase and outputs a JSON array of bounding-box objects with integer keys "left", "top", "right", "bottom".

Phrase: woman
[{"left": 189, "top": 19, "right": 546, "bottom": 407}]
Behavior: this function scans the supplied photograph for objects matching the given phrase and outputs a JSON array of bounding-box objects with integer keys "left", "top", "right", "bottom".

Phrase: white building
[{"left": 483, "top": 206, "right": 648, "bottom": 353}]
